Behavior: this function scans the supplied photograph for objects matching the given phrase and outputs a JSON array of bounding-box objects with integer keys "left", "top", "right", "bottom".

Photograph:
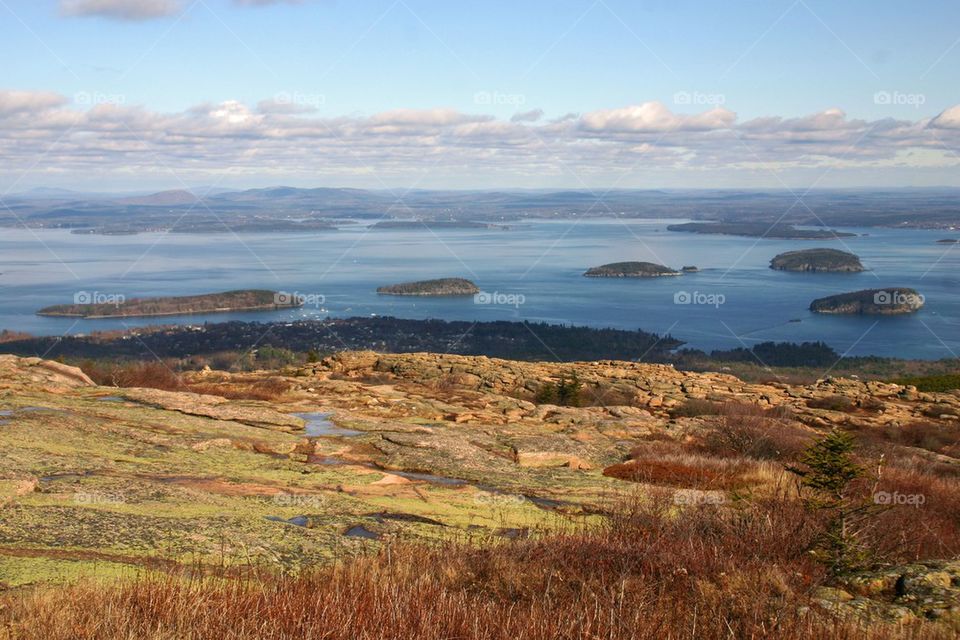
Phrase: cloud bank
[{"left": 1, "top": 90, "right": 958, "bottom": 188}]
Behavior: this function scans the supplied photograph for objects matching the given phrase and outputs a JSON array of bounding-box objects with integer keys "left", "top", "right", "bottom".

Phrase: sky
[{"left": 1, "top": 0, "right": 959, "bottom": 191}]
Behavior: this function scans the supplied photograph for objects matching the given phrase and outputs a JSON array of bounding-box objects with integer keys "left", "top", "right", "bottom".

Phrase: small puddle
[
  {"left": 39, "top": 471, "right": 95, "bottom": 483},
  {"left": 265, "top": 515, "right": 310, "bottom": 527},
  {"left": 525, "top": 495, "right": 566, "bottom": 509},
  {"left": 96, "top": 396, "right": 126, "bottom": 403},
  {"left": 391, "top": 470, "right": 468, "bottom": 486},
  {"left": 344, "top": 525, "right": 380, "bottom": 540},
  {"left": 369, "top": 512, "right": 445, "bottom": 526},
  {"left": 295, "top": 413, "right": 363, "bottom": 438}
]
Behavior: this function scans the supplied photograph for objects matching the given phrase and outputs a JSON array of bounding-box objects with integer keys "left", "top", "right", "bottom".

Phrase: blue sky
[{"left": 1, "top": 0, "right": 959, "bottom": 190}]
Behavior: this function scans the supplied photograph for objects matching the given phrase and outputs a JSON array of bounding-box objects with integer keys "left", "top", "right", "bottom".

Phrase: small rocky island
[
  {"left": 681, "top": 266, "right": 700, "bottom": 273},
  {"left": 936, "top": 239, "right": 959, "bottom": 244},
  {"left": 809, "top": 288, "right": 924, "bottom": 315},
  {"left": 584, "top": 262, "right": 681, "bottom": 278},
  {"left": 376, "top": 278, "right": 480, "bottom": 296},
  {"left": 770, "top": 248, "right": 865, "bottom": 272},
  {"left": 37, "top": 290, "right": 300, "bottom": 319}
]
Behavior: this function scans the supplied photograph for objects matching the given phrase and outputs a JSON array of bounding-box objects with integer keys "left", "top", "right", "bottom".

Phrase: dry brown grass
[
  {"left": 864, "top": 463, "right": 960, "bottom": 562},
  {"left": 1, "top": 495, "right": 950, "bottom": 640},
  {"left": 186, "top": 377, "right": 294, "bottom": 401},
  {"left": 695, "top": 402, "right": 811, "bottom": 461},
  {"left": 81, "top": 359, "right": 185, "bottom": 391},
  {"left": 80, "top": 360, "right": 294, "bottom": 401},
  {"left": 604, "top": 447, "right": 766, "bottom": 491}
]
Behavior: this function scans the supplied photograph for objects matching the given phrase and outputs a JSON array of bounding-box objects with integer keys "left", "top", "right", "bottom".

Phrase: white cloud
[
  {"left": 0, "top": 91, "right": 67, "bottom": 116},
  {"left": 60, "top": 0, "right": 182, "bottom": 20},
  {"left": 579, "top": 102, "right": 737, "bottom": 133},
  {"left": 930, "top": 105, "right": 960, "bottom": 130}
]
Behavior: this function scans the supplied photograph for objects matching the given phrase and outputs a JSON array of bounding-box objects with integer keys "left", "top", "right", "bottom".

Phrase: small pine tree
[
  {"left": 557, "top": 375, "right": 583, "bottom": 407},
  {"left": 534, "top": 375, "right": 583, "bottom": 407},
  {"left": 787, "top": 429, "right": 874, "bottom": 574}
]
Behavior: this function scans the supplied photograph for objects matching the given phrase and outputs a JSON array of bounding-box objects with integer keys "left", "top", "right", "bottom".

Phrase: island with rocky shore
[
  {"left": 584, "top": 262, "right": 681, "bottom": 278},
  {"left": 770, "top": 248, "right": 865, "bottom": 272},
  {"left": 809, "top": 288, "right": 924, "bottom": 315},
  {"left": 37, "top": 289, "right": 300, "bottom": 319},
  {"left": 376, "top": 278, "right": 480, "bottom": 296}
]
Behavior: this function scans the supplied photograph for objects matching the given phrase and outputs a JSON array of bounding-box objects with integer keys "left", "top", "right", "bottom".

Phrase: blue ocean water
[{"left": 1, "top": 219, "right": 957, "bottom": 360}]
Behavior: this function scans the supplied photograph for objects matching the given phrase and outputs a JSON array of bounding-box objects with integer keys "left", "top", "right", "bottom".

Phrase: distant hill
[{"left": 116, "top": 190, "right": 200, "bottom": 206}]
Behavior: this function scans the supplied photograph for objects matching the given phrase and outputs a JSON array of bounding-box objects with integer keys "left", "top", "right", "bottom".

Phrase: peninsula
[{"left": 37, "top": 290, "right": 300, "bottom": 319}]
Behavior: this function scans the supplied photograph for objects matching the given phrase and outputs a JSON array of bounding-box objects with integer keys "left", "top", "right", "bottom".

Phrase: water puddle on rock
[
  {"left": 39, "top": 470, "right": 96, "bottom": 483},
  {"left": 391, "top": 470, "right": 468, "bottom": 486},
  {"left": 344, "top": 525, "right": 380, "bottom": 540},
  {"left": 96, "top": 396, "right": 126, "bottom": 403},
  {"left": 265, "top": 515, "right": 310, "bottom": 527},
  {"left": 295, "top": 413, "right": 363, "bottom": 438}
]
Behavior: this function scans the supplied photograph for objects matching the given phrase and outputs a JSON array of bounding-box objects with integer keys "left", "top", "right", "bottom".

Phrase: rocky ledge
[{"left": 1, "top": 350, "right": 959, "bottom": 597}]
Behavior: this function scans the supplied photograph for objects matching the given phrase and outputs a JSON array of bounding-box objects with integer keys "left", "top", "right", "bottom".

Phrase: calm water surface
[{"left": 1, "top": 219, "right": 958, "bottom": 360}]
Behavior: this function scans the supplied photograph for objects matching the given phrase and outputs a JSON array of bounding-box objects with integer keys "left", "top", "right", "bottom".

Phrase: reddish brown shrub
[
  {"left": 863, "top": 464, "right": 960, "bottom": 562},
  {"left": 698, "top": 411, "right": 812, "bottom": 461},
  {"left": 603, "top": 453, "right": 757, "bottom": 490},
  {"left": 82, "top": 360, "right": 184, "bottom": 391}
]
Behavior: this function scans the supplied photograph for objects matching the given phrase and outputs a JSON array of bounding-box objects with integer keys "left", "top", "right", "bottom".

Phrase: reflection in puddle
[
  {"left": 370, "top": 512, "right": 444, "bottom": 526},
  {"left": 295, "top": 413, "right": 363, "bottom": 438},
  {"left": 344, "top": 524, "right": 380, "bottom": 540},
  {"left": 265, "top": 515, "right": 310, "bottom": 527}
]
